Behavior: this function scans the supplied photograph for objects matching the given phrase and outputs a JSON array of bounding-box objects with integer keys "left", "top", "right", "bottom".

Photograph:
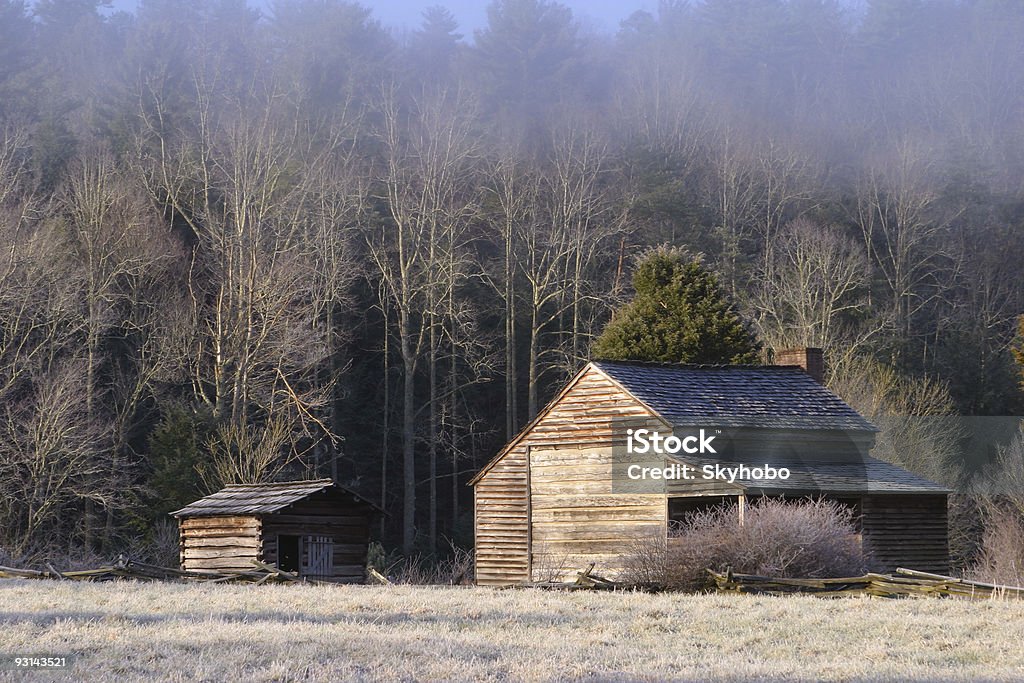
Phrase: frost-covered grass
[{"left": 1, "top": 579, "right": 1022, "bottom": 682}]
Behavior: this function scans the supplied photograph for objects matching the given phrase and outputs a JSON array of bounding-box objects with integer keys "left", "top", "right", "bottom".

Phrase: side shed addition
[{"left": 171, "top": 479, "right": 376, "bottom": 583}]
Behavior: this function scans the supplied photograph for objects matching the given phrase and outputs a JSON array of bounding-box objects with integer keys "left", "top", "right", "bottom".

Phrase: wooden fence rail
[
  {"left": 0, "top": 556, "right": 301, "bottom": 584},
  {"left": 708, "top": 568, "right": 1024, "bottom": 599}
]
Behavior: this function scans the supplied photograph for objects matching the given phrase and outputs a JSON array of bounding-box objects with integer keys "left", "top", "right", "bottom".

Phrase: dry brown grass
[{"left": 1, "top": 579, "right": 1023, "bottom": 682}]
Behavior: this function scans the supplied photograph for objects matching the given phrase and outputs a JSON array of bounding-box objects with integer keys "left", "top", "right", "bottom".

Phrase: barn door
[{"left": 304, "top": 535, "right": 334, "bottom": 578}]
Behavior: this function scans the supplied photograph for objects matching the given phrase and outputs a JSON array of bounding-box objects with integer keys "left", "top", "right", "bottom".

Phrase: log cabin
[
  {"left": 471, "top": 349, "right": 950, "bottom": 585},
  {"left": 171, "top": 479, "right": 377, "bottom": 583}
]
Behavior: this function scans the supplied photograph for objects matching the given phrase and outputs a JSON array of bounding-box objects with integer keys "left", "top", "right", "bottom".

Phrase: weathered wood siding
[
  {"left": 262, "top": 513, "right": 370, "bottom": 584},
  {"left": 178, "top": 490, "right": 372, "bottom": 582},
  {"left": 262, "top": 491, "right": 372, "bottom": 583},
  {"left": 861, "top": 494, "right": 949, "bottom": 573},
  {"left": 180, "top": 515, "right": 261, "bottom": 572},
  {"left": 530, "top": 444, "right": 665, "bottom": 582},
  {"left": 666, "top": 470, "right": 744, "bottom": 498},
  {"left": 474, "top": 366, "right": 663, "bottom": 585},
  {"left": 474, "top": 449, "right": 531, "bottom": 585}
]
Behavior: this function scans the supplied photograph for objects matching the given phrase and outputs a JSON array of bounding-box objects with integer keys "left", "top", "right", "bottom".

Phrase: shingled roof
[
  {"left": 593, "top": 360, "right": 877, "bottom": 432},
  {"left": 664, "top": 454, "right": 950, "bottom": 494},
  {"left": 170, "top": 479, "right": 376, "bottom": 518}
]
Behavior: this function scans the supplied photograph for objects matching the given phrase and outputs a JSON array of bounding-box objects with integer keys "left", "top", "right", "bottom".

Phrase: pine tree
[{"left": 592, "top": 247, "right": 760, "bottom": 364}]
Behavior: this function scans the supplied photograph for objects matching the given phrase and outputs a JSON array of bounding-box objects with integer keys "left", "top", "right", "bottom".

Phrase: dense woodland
[{"left": 0, "top": 0, "right": 1023, "bottom": 561}]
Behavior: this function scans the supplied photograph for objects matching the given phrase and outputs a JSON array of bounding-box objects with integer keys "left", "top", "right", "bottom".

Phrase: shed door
[
  {"left": 304, "top": 535, "right": 334, "bottom": 578},
  {"left": 278, "top": 534, "right": 301, "bottom": 573}
]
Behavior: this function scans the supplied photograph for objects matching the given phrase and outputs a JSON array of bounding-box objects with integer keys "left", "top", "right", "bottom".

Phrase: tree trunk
[{"left": 400, "top": 306, "right": 416, "bottom": 556}]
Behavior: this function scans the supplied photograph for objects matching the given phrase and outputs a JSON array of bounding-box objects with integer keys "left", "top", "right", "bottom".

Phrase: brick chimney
[{"left": 775, "top": 347, "right": 825, "bottom": 384}]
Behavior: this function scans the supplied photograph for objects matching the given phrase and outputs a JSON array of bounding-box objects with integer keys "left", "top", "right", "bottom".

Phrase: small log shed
[
  {"left": 471, "top": 350, "right": 951, "bottom": 585},
  {"left": 171, "top": 479, "right": 377, "bottom": 583}
]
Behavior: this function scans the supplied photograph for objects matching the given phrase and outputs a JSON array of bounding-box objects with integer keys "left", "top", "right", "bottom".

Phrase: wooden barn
[
  {"left": 171, "top": 479, "right": 377, "bottom": 583},
  {"left": 471, "top": 349, "right": 950, "bottom": 586}
]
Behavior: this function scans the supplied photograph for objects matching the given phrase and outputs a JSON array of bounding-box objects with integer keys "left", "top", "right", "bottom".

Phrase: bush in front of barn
[{"left": 623, "top": 497, "right": 868, "bottom": 590}]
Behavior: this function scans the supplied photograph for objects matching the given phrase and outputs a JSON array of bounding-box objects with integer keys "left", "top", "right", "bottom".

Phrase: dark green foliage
[
  {"left": 592, "top": 247, "right": 760, "bottom": 365},
  {"left": 473, "top": 0, "right": 582, "bottom": 121},
  {"left": 0, "top": 1, "right": 35, "bottom": 117},
  {"left": 410, "top": 6, "right": 463, "bottom": 77},
  {"left": 144, "top": 405, "right": 214, "bottom": 520}
]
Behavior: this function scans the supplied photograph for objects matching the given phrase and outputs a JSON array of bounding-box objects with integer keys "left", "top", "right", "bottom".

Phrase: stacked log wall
[{"left": 179, "top": 516, "right": 261, "bottom": 572}]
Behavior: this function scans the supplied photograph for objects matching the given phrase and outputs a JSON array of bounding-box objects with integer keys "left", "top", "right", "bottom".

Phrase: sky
[
  {"left": 107, "top": 0, "right": 660, "bottom": 35},
  {"left": 366, "top": 0, "right": 658, "bottom": 33}
]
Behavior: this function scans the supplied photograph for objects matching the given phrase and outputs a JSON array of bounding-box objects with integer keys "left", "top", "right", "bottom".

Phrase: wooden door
[{"left": 304, "top": 535, "right": 334, "bottom": 578}]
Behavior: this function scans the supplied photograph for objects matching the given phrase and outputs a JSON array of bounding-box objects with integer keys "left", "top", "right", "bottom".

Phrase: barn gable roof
[
  {"left": 171, "top": 479, "right": 377, "bottom": 518},
  {"left": 593, "top": 360, "right": 877, "bottom": 432}
]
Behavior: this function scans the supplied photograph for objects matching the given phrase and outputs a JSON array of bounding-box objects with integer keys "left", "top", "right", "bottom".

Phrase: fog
[
  {"left": 0, "top": 0, "right": 1022, "bottom": 555},
  {"left": 105, "top": 0, "right": 656, "bottom": 32}
]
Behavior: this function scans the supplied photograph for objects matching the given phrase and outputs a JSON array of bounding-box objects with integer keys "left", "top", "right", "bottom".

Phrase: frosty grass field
[{"left": 1, "top": 579, "right": 1022, "bottom": 682}]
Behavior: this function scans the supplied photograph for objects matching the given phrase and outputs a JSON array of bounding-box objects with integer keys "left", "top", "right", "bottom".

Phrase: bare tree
[
  {"left": 199, "top": 416, "right": 296, "bottom": 490},
  {"left": 752, "top": 218, "right": 878, "bottom": 369},
  {"left": 481, "top": 145, "right": 534, "bottom": 438},
  {"left": 59, "top": 152, "right": 173, "bottom": 548},
  {"left": 855, "top": 139, "right": 963, "bottom": 362},
  {"left": 706, "top": 129, "right": 762, "bottom": 294},
  {"left": 829, "top": 357, "right": 961, "bottom": 486},
  {"left": 0, "top": 361, "right": 106, "bottom": 556},
  {"left": 368, "top": 81, "right": 480, "bottom": 554},
  {"left": 135, "top": 72, "right": 342, "bottom": 479},
  {"left": 547, "top": 123, "right": 631, "bottom": 370}
]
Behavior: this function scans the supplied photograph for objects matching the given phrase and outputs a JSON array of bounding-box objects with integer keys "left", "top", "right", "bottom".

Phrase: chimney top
[{"left": 774, "top": 347, "right": 825, "bottom": 384}]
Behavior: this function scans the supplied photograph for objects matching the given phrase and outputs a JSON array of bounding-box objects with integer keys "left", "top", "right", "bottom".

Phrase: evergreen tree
[{"left": 592, "top": 247, "right": 760, "bottom": 364}]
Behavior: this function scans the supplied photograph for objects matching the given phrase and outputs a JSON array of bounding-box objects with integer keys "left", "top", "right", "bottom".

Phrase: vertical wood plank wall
[{"left": 474, "top": 367, "right": 663, "bottom": 585}]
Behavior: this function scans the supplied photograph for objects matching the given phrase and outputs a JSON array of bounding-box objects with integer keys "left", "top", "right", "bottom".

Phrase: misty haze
[{"left": 1, "top": 3, "right": 1024, "bottom": 679}]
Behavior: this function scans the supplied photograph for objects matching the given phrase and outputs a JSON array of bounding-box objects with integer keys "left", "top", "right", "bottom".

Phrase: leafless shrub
[
  {"left": 948, "top": 494, "right": 986, "bottom": 572},
  {"left": 528, "top": 545, "right": 573, "bottom": 583},
  {"left": 619, "top": 535, "right": 669, "bottom": 588},
  {"left": 121, "top": 519, "right": 180, "bottom": 569},
  {"left": 625, "top": 497, "right": 868, "bottom": 591},
  {"left": 970, "top": 502, "right": 1024, "bottom": 588},
  {"left": 384, "top": 542, "right": 475, "bottom": 585},
  {"left": 968, "top": 425, "right": 1024, "bottom": 587}
]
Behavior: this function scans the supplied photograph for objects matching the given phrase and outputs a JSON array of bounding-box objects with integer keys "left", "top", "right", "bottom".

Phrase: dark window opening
[
  {"left": 668, "top": 496, "right": 738, "bottom": 533},
  {"left": 278, "top": 534, "right": 300, "bottom": 573}
]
